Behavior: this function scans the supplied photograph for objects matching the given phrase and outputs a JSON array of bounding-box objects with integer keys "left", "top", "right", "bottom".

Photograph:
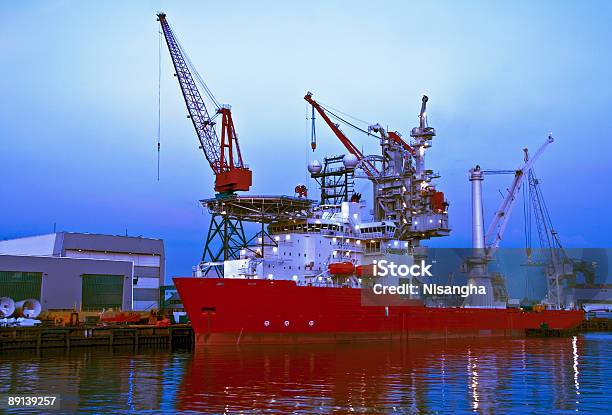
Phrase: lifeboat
[
  {"left": 328, "top": 262, "right": 355, "bottom": 276},
  {"left": 356, "top": 264, "right": 375, "bottom": 277}
]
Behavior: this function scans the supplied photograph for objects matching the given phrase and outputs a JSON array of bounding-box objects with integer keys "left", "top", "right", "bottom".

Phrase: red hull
[{"left": 174, "top": 278, "right": 584, "bottom": 345}]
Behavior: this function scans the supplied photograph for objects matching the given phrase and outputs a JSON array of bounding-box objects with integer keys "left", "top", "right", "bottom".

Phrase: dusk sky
[{"left": 1, "top": 1, "right": 611, "bottom": 279}]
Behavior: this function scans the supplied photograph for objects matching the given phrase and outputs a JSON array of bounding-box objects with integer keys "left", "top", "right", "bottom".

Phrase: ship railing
[
  {"left": 364, "top": 244, "right": 408, "bottom": 255},
  {"left": 302, "top": 280, "right": 342, "bottom": 288},
  {"left": 358, "top": 231, "right": 386, "bottom": 239},
  {"left": 331, "top": 242, "right": 363, "bottom": 252},
  {"left": 363, "top": 246, "right": 383, "bottom": 254},
  {"left": 378, "top": 187, "right": 404, "bottom": 196}
]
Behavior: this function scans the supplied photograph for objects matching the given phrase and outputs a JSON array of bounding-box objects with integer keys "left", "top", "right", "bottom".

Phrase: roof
[{"left": 0, "top": 232, "right": 164, "bottom": 257}]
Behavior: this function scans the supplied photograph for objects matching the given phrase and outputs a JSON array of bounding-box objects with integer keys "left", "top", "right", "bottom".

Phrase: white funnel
[
  {"left": 15, "top": 299, "right": 42, "bottom": 319},
  {"left": 0, "top": 297, "right": 15, "bottom": 318}
]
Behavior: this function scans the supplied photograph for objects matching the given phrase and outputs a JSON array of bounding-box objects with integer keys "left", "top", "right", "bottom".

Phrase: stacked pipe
[
  {"left": 0, "top": 297, "right": 42, "bottom": 319},
  {"left": 0, "top": 297, "right": 15, "bottom": 318}
]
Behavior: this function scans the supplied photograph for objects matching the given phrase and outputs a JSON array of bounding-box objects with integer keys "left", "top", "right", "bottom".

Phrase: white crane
[
  {"left": 466, "top": 135, "right": 554, "bottom": 307},
  {"left": 482, "top": 134, "right": 554, "bottom": 257}
]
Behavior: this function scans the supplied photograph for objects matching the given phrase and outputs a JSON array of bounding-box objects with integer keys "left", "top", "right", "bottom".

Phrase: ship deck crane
[
  {"left": 523, "top": 162, "right": 571, "bottom": 309},
  {"left": 466, "top": 135, "right": 554, "bottom": 307},
  {"left": 368, "top": 124, "right": 415, "bottom": 156},
  {"left": 306, "top": 93, "right": 449, "bottom": 242},
  {"left": 522, "top": 152, "right": 599, "bottom": 308},
  {"left": 304, "top": 92, "right": 380, "bottom": 179},
  {"left": 158, "top": 13, "right": 253, "bottom": 276},
  {"left": 481, "top": 135, "right": 555, "bottom": 258},
  {"left": 158, "top": 13, "right": 252, "bottom": 194}
]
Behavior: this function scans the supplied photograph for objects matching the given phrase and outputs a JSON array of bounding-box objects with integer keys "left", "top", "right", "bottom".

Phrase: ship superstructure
[{"left": 199, "top": 94, "right": 450, "bottom": 293}]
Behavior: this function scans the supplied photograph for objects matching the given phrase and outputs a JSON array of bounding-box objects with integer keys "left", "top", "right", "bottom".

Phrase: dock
[
  {"left": 526, "top": 318, "right": 612, "bottom": 337},
  {"left": 0, "top": 324, "right": 193, "bottom": 352}
]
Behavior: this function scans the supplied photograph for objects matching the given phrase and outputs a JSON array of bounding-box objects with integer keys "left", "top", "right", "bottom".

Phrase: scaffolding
[{"left": 198, "top": 195, "right": 314, "bottom": 276}]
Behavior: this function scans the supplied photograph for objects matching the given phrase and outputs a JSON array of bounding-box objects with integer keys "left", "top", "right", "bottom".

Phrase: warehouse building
[{"left": 0, "top": 232, "right": 165, "bottom": 311}]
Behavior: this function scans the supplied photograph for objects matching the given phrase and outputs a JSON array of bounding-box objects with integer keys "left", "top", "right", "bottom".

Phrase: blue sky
[{"left": 1, "top": 1, "right": 611, "bottom": 278}]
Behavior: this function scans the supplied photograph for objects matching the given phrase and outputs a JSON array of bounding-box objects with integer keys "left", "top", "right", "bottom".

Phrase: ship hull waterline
[{"left": 174, "top": 277, "right": 585, "bottom": 346}]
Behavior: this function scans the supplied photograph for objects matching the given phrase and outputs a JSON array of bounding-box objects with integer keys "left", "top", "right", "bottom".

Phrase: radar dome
[
  {"left": 343, "top": 154, "right": 359, "bottom": 169},
  {"left": 308, "top": 160, "right": 322, "bottom": 174}
]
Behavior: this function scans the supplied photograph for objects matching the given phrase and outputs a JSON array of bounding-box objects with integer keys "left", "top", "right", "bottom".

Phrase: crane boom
[
  {"left": 485, "top": 135, "right": 554, "bottom": 254},
  {"left": 304, "top": 92, "right": 380, "bottom": 179},
  {"left": 158, "top": 13, "right": 251, "bottom": 193}
]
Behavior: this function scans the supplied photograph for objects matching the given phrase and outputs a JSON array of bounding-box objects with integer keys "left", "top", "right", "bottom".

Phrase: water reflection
[{"left": 0, "top": 334, "right": 610, "bottom": 414}]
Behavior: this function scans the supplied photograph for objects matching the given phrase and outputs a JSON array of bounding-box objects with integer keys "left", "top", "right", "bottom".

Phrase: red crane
[
  {"left": 368, "top": 124, "right": 415, "bottom": 156},
  {"left": 304, "top": 92, "right": 380, "bottom": 179},
  {"left": 158, "top": 13, "right": 252, "bottom": 193}
]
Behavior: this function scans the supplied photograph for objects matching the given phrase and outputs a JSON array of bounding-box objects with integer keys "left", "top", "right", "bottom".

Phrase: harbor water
[{"left": 0, "top": 333, "right": 610, "bottom": 414}]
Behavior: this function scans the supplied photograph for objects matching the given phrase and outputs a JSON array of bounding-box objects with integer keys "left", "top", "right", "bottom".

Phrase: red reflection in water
[{"left": 176, "top": 337, "right": 585, "bottom": 414}]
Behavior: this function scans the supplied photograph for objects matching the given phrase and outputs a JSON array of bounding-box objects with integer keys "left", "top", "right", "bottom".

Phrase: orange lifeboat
[
  {"left": 356, "top": 264, "right": 375, "bottom": 277},
  {"left": 328, "top": 262, "right": 355, "bottom": 276}
]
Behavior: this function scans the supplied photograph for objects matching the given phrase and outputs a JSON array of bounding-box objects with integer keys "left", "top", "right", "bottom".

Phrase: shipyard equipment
[
  {"left": 157, "top": 13, "right": 254, "bottom": 275},
  {"left": 157, "top": 13, "right": 251, "bottom": 193},
  {"left": 522, "top": 150, "right": 602, "bottom": 309},
  {"left": 466, "top": 135, "right": 554, "bottom": 307},
  {"left": 14, "top": 299, "right": 42, "bottom": 319},
  {"left": 304, "top": 93, "right": 449, "bottom": 245},
  {"left": 0, "top": 297, "right": 15, "bottom": 318}
]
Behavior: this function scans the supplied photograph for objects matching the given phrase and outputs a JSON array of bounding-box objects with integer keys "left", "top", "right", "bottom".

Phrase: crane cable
[
  {"left": 316, "top": 100, "right": 372, "bottom": 126},
  {"left": 157, "top": 29, "right": 162, "bottom": 181},
  {"left": 318, "top": 103, "right": 376, "bottom": 137},
  {"left": 173, "top": 28, "right": 221, "bottom": 111},
  {"left": 523, "top": 179, "right": 531, "bottom": 253}
]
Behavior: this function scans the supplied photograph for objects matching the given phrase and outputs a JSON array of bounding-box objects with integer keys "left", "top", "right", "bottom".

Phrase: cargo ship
[
  {"left": 170, "top": 93, "right": 583, "bottom": 345},
  {"left": 158, "top": 14, "right": 584, "bottom": 346}
]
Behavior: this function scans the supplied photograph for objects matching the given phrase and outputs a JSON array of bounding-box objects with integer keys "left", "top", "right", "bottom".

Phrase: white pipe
[
  {"left": 14, "top": 299, "right": 42, "bottom": 319},
  {"left": 470, "top": 166, "right": 485, "bottom": 250},
  {"left": 0, "top": 297, "right": 15, "bottom": 318}
]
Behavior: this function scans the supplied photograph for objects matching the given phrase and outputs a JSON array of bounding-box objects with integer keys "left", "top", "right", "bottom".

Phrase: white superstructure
[{"left": 220, "top": 201, "right": 415, "bottom": 287}]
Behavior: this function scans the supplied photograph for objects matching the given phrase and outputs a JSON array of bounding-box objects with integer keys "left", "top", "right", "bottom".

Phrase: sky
[{"left": 1, "top": 1, "right": 611, "bottom": 279}]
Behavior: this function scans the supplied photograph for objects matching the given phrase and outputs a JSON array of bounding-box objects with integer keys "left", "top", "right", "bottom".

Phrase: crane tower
[{"left": 157, "top": 13, "right": 252, "bottom": 275}]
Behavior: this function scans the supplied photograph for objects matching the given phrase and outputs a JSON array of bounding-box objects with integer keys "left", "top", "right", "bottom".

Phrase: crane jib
[
  {"left": 304, "top": 92, "right": 380, "bottom": 179},
  {"left": 157, "top": 13, "right": 252, "bottom": 193}
]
